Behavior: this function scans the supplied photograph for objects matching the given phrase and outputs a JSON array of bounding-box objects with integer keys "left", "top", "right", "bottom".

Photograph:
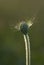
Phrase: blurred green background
[{"left": 0, "top": 0, "right": 44, "bottom": 65}]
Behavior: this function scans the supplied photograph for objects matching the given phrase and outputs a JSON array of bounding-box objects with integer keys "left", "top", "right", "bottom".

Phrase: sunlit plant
[
  {"left": 14, "top": 15, "right": 36, "bottom": 65},
  {"left": 9, "top": 13, "right": 38, "bottom": 65}
]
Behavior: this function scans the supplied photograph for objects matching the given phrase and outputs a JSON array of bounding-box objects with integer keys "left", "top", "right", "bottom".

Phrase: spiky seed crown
[{"left": 20, "top": 23, "right": 29, "bottom": 35}]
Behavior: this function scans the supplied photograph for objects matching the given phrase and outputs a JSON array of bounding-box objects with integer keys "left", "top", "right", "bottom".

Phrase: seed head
[{"left": 20, "top": 22, "right": 29, "bottom": 35}]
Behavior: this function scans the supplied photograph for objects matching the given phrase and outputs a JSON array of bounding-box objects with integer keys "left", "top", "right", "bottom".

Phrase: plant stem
[
  {"left": 23, "top": 34, "right": 31, "bottom": 65},
  {"left": 24, "top": 35, "right": 28, "bottom": 65},
  {"left": 27, "top": 34, "right": 31, "bottom": 65}
]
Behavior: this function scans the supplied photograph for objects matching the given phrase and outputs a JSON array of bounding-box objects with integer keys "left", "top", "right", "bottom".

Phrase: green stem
[
  {"left": 23, "top": 34, "right": 31, "bottom": 65},
  {"left": 27, "top": 34, "right": 31, "bottom": 65},
  {"left": 23, "top": 35, "right": 28, "bottom": 65}
]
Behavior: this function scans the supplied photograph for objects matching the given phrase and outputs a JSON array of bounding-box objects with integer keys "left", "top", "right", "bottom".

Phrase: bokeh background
[{"left": 0, "top": 0, "right": 44, "bottom": 65}]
